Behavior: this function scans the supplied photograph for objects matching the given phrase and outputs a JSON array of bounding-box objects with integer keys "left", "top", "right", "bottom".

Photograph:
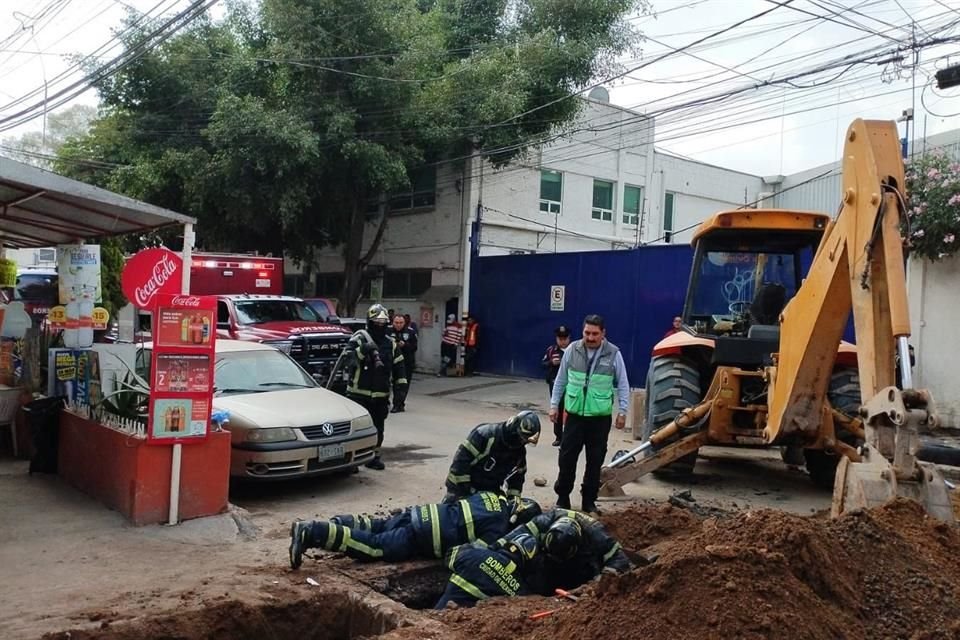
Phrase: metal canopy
[{"left": 0, "top": 156, "right": 196, "bottom": 249}]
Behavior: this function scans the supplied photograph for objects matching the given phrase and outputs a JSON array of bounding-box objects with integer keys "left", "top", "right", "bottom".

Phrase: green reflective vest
[{"left": 564, "top": 340, "right": 619, "bottom": 417}]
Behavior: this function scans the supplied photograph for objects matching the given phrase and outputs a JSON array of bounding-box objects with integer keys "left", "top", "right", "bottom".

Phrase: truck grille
[{"left": 300, "top": 421, "right": 351, "bottom": 440}]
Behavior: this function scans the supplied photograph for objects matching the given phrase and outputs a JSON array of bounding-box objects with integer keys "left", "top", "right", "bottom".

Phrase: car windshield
[
  {"left": 689, "top": 251, "right": 799, "bottom": 319},
  {"left": 307, "top": 299, "right": 335, "bottom": 320},
  {"left": 233, "top": 300, "right": 320, "bottom": 325},
  {"left": 215, "top": 350, "right": 316, "bottom": 394},
  {"left": 15, "top": 272, "right": 58, "bottom": 304}
]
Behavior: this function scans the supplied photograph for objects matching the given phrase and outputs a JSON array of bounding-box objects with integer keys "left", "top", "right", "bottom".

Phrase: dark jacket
[
  {"left": 435, "top": 542, "right": 530, "bottom": 609},
  {"left": 345, "top": 330, "right": 407, "bottom": 399},
  {"left": 445, "top": 422, "right": 527, "bottom": 499},
  {"left": 500, "top": 508, "right": 631, "bottom": 594},
  {"left": 410, "top": 491, "right": 514, "bottom": 557},
  {"left": 542, "top": 344, "right": 565, "bottom": 386},
  {"left": 387, "top": 326, "right": 418, "bottom": 363}
]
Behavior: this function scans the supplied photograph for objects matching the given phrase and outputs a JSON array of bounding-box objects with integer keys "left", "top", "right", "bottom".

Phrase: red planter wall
[{"left": 58, "top": 411, "right": 231, "bottom": 526}]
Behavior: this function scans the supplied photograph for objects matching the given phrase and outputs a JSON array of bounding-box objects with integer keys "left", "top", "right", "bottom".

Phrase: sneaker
[
  {"left": 289, "top": 521, "right": 310, "bottom": 569},
  {"left": 551, "top": 439, "right": 561, "bottom": 447},
  {"left": 365, "top": 457, "right": 385, "bottom": 471},
  {"left": 556, "top": 495, "right": 571, "bottom": 509}
]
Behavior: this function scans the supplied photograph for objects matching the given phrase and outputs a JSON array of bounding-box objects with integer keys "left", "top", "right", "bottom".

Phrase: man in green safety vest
[{"left": 549, "top": 314, "right": 630, "bottom": 514}]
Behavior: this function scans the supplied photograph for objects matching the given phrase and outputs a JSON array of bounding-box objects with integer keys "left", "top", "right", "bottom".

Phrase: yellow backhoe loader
[{"left": 600, "top": 119, "right": 954, "bottom": 522}]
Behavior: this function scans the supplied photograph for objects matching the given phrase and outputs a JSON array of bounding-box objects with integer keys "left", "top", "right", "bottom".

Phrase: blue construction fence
[{"left": 469, "top": 245, "right": 694, "bottom": 387}]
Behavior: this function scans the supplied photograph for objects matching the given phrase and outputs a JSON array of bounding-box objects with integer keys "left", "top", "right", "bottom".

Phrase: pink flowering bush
[{"left": 905, "top": 153, "right": 960, "bottom": 261}]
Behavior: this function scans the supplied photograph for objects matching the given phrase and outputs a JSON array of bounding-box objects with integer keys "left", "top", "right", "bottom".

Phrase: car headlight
[
  {"left": 351, "top": 415, "right": 373, "bottom": 431},
  {"left": 244, "top": 427, "right": 297, "bottom": 443},
  {"left": 261, "top": 340, "right": 293, "bottom": 354}
]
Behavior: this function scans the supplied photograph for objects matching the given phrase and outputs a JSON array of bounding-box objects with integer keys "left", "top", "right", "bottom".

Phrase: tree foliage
[{"left": 55, "top": 0, "right": 645, "bottom": 313}]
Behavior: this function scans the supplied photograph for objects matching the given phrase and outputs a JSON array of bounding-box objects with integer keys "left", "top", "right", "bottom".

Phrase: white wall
[{"left": 908, "top": 256, "right": 960, "bottom": 428}]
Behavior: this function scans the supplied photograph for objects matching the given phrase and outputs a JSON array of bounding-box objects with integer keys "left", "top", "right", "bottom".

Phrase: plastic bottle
[
  {"left": 63, "top": 290, "right": 79, "bottom": 349},
  {"left": 181, "top": 316, "right": 190, "bottom": 343},
  {"left": 201, "top": 316, "right": 210, "bottom": 343},
  {"left": 77, "top": 288, "right": 94, "bottom": 348}
]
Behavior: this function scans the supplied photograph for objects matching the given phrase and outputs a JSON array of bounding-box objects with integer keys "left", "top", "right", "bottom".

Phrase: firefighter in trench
[
  {"left": 288, "top": 492, "right": 542, "bottom": 568},
  {"left": 345, "top": 303, "right": 407, "bottom": 470},
  {"left": 442, "top": 410, "right": 541, "bottom": 504},
  {"left": 494, "top": 507, "right": 632, "bottom": 595},
  {"left": 434, "top": 532, "right": 540, "bottom": 609}
]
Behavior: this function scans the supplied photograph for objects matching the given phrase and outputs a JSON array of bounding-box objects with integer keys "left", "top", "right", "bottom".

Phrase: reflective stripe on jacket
[
  {"left": 410, "top": 491, "right": 511, "bottom": 557},
  {"left": 563, "top": 339, "right": 619, "bottom": 417}
]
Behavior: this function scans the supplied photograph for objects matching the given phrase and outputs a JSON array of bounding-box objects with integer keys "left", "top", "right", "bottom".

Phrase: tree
[
  {"left": 56, "top": 0, "right": 646, "bottom": 313},
  {"left": 1, "top": 104, "right": 97, "bottom": 168}
]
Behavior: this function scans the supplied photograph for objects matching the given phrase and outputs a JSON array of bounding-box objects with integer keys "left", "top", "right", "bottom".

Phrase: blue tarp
[{"left": 469, "top": 246, "right": 693, "bottom": 387}]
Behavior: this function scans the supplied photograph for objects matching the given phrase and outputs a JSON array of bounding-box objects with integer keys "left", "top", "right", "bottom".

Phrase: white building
[{"left": 289, "top": 97, "right": 771, "bottom": 369}]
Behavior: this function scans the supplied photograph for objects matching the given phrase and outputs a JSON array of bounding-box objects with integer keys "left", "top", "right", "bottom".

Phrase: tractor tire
[
  {"left": 804, "top": 368, "right": 862, "bottom": 489},
  {"left": 643, "top": 355, "right": 702, "bottom": 477}
]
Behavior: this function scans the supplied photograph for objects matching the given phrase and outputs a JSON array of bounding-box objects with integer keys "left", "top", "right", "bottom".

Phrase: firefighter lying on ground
[
  {"left": 288, "top": 492, "right": 542, "bottom": 569},
  {"left": 494, "top": 508, "right": 632, "bottom": 594},
  {"left": 434, "top": 532, "right": 539, "bottom": 609},
  {"left": 442, "top": 410, "right": 541, "bottom": 504}
]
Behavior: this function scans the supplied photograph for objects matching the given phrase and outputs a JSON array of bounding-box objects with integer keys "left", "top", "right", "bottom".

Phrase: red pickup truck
[{"left": 216, "top": 294, "right": 353, "bottom": 391}]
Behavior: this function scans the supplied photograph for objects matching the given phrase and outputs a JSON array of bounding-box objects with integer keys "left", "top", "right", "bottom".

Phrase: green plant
[
  {"left": 97, "top": 369, "right": 150, "bottom": 424},
  {"left": 905, "top": 152, "right": 960, "bottom": 261}
]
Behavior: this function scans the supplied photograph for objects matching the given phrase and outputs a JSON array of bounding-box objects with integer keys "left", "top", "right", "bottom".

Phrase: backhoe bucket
[{"left": 832, "top": 444, "right": 955, "bottom": 522}]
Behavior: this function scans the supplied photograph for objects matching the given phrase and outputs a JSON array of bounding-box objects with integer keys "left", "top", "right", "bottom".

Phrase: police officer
[
  {"left": 288, "top": 492, "right": 542, "bottom": 568},
  {"left": 497, "top": 507, "right": 632, "bottom": 594},
  {"left": 434, "top": 533, "right": 539, "bottom": 609},
  {"left": 443, "top": 410, "right": 541, "bottom": 503},
  {"left": 387, "top": 314, "right": 417, "bottom": 413},
  {"left": 346, "top": 304, "right": 407, "bottom": 470}
]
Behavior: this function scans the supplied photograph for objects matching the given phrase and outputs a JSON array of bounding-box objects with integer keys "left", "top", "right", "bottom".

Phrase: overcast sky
[{"left": 0, "top": 0, "right": 957, "bottom": 176}]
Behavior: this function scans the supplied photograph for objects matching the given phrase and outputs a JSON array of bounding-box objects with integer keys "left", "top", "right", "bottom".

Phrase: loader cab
[{"left": 680, "top": 211, "right": 828, "bottom": 368}]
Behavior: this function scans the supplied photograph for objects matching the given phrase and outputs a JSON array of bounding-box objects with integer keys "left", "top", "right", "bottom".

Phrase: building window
[
  {"left": 623, "top": 185, "right": 642, "bottom": 226},
  {"left": 539, "top": 170, "right": 562, "bottom": 214},
  {"left": 315, "top": 273, "right": 345, "bottom": 297},
  {"left": 382, "top": 269, "right": 432, "bottom": 298},
  {"left": 389, "top": 167, "right": 437, "bottom": 211},
  {"left": 592, "top": 179, "right": 613, "bottom": 221},
  {"left": 663, "top": 191, "right": 676, "bottom": 243}
]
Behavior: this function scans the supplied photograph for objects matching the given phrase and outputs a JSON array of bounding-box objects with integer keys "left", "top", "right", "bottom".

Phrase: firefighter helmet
[
  {"left": 502, "top": 532, "right": 538, "bottom": 568},
  {"left": 544, "top": 516, "right": 581, "bottom": 560},
  {"left": 509, "top": 497, "right": 542, "bottom": 526},
  {"left": 367, "top": 304, "right": 389, "bottom": 325},
  {"left": 504, "top": 410, "right": 541, "bottom": 447}
]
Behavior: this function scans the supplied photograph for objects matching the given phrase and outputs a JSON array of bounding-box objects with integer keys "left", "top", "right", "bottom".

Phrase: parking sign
[{"left": 550, "top": 285, "right": 565, "bottom": 311}]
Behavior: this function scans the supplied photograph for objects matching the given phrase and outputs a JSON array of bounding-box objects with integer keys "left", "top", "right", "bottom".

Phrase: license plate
[{"left": 319, "top": 444, "right": 345, "bottom": 461}]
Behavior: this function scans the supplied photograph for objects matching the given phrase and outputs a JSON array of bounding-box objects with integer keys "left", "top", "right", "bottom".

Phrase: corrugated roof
[{"left": 0, "top": 156, "right": 195, "bottom": 248}]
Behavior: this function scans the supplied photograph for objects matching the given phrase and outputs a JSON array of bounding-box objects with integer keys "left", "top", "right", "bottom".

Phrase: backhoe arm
[{"left": 766, "top": 119, "right": 907, "bottom": 443}]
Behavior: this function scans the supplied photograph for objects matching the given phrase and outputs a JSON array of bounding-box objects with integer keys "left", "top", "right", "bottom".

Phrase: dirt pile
[{"left": 429, "top": 499, "right": 960, "bottom": 640}]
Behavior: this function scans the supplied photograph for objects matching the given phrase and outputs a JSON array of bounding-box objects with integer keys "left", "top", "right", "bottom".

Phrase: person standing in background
[
  {"left": 542, "top": 325, "right": 571, "bottom": 447},
  {"left": 439, "top": 314, "right": 462, "bottom": 376},
  {"left": 463, "top": 315, "right": 479, "bottom": 376},
  {"left": 664, "top": 316, "right": 682, "bottom": 338},
  {"left": 388, "top": 314, "right": 417, "bottom": 413}
]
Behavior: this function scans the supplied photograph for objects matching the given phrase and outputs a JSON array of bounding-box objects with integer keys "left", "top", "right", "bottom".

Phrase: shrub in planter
[{"left": 905, "top": 153, "right": 960, "bottom": 262}]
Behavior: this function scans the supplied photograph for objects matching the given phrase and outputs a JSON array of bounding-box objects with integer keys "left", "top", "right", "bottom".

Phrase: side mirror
[
  {"left": 327, "top": 315, "right": 342, "bottom": 324},
  {"left": 217, "top": 322, "right": 230, "bottom": 330}
]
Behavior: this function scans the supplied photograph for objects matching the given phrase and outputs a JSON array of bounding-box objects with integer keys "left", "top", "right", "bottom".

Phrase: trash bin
[{"left": 25, "top": 396, "right": 66, "bottom": 475}]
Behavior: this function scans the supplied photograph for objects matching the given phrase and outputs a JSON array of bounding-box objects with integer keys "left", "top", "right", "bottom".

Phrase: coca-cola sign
[
  {"left": 121, "top": 248, "right": 184, "bottom": 308},
  {"left": 171, "top": 296, "right": 202, "bottom": 307}
]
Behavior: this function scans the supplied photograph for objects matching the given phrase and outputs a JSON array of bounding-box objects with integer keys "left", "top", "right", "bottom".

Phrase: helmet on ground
[
  {"left": 367, "top": 304, "right": 389, "bottom": 325},
  {"left": 509, "top": 497, "right": 542, "bottom": 525},
  {"left": 544, "top": 516, "right": 581, "bottom": 561},
  {"left": 501, "top": 532, "right": 538, "bottom": 568},
  {"left": 504, "top": 410, "right": 541, "bottom": 447}
]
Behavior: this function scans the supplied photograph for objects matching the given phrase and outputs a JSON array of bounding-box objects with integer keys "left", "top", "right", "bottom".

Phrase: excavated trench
[{"left": 42, "top": 592, "right": 403, "bottom": 640}]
